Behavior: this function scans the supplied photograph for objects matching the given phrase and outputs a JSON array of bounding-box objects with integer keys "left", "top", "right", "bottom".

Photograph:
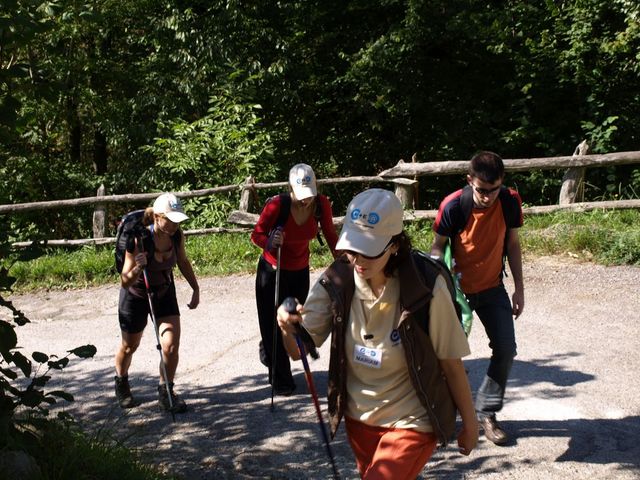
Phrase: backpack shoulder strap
[
  {"left": 496, "top": 186, "right": 522, "bottom": 275},
  {"left": 275, "top": 193, "right": 291, "bottom": 230},
  {"left": 498, "top": 186, "right": 521, "bottom": 228},
  {"left": 457, "top": 185, "right": 474, "bottom": 235},
  {"left": 314, "top": 195, "right": 325, "bottom": 246},
  {"left": 171, "top": 228, "right": 183, "bottom": 253},
  {"left": 445, "top": 186, "right": 474, "bottom": 256}
]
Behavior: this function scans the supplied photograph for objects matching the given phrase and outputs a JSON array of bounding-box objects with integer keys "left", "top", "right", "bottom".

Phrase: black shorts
[{"left": 118, "top": 283, "right": 180, "bottom": 334}]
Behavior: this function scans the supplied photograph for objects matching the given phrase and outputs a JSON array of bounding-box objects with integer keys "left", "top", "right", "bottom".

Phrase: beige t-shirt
[{"left": 302, "top": 270, "right": 470, "bottom": 431}]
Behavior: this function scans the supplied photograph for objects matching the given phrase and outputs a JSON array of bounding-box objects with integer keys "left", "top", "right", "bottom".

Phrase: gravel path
[{"left": 4, "top": 255, "right": 640, "bottom": 479}]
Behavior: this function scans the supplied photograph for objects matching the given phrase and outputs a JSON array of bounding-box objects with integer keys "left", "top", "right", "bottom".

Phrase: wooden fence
[{"left": 4, "top": 142, "right": 640, "bottom": 247}]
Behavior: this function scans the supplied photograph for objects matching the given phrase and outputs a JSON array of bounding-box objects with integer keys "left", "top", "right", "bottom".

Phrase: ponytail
[{"left": 142, "top": 207, "right": 155, "bottom": 226}]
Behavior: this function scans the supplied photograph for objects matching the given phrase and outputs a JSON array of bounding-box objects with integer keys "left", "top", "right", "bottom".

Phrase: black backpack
[
  {"left": 114, "top": 210, "right": 147, "bottom": 273},
  {"left": 114, "top": 210, "right": 181, "bottom": 273},
  {"left": 412, "top": 250, "right": 464, "bottom": 329},
  {"left": 269, "top": 193, "right": 325, "bottom": 246}
]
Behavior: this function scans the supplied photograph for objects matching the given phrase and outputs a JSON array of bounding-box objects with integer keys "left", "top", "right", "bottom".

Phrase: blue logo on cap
[
  {"left": 351, "top": 208, "right": 380, "bottom": 225},
  {"left": 296, "top": 175, "right": 312, "bottom": 185}
]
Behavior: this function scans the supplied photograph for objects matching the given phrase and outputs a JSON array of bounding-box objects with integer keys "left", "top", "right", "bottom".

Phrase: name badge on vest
[{"left": 353, "top": 344, "right": 382, "bottom": 369}]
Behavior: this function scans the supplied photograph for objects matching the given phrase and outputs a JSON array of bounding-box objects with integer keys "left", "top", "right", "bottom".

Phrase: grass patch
[
  {"left": 7, "top": 209, "right": 639, "bottom": 292},
  {"left": 521, "top": 209, "right": 640, "bottom": 264},
  {"left": 7, "top": 416, "right": 175, "bottom": 480}
]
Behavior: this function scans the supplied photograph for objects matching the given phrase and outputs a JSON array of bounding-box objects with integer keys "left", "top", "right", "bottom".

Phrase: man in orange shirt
[{"left": 431, "top": 151, "right": 524, "bottom": 445}]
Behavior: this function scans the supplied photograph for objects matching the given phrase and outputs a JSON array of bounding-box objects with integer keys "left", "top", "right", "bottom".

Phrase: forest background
[{"left": 1, "top": 0, "right": 640, "bottom": 242}]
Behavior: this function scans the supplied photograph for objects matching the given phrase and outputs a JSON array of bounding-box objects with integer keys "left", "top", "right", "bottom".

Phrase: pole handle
[{"left": 282, "top": 297, "right": 319, "bottom": 360}]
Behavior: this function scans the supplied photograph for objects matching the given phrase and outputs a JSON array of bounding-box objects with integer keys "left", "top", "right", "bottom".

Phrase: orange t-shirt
[{"left": 453, "top": 200, "right": 506, "bottom": 294}]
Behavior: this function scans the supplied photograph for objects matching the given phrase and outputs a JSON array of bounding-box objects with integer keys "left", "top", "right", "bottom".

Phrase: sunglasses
[
  {"left": 345, "top": 241, "right": 393, "bottom": 260},
  {"left": 471, "top": 184, "right": 501, "bottom": 195}
]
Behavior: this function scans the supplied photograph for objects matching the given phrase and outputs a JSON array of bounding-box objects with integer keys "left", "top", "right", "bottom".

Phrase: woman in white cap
[
  {"left": 114, "top": 192, "right": 199, "bottom": 412},
  {"left": 277, "top": 188, "right": 478, "bottom": 478},
  {"left": 251, "top": 163, "right": 338, "bottom": 395}
]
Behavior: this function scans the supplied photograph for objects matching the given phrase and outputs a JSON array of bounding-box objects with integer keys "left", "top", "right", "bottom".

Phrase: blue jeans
[{"left": 466, "top": 284, "right": 517, "bottom": 418}]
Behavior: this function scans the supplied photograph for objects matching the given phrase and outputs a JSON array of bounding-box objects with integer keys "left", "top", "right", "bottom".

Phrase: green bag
[{"left": 443, "top": 242, "right": 473, "bottom": 336}]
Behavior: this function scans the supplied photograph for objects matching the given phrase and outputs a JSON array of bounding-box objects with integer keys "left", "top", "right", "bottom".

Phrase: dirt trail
[{"left": 4, "top": 256, "right": 640, "bottom": 479}]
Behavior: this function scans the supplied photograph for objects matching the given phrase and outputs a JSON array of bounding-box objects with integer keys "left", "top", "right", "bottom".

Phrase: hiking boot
[
  {"left": 480, "top": 415, "right": 509, "bottom": 445},
  {"left": 158, "top": 383, "right": 187, "bottom": 413},
  {"left": 114, "top": 375, "right": 135, "bottom": 409}
]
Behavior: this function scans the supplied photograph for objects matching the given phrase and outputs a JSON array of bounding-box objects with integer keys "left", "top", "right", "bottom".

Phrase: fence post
[
  {"left": 239, "top": 175, "right": 256, "bottom": 212},
  {"left": 93, "top": 183, "right": 106, "bottom": 239},
  {"left": 391, "top": 176, "right": 419, "bottom": 209},
  {"left": 411, "top": 153, "right": 419, "bottom": 209},
  {"left": 559, "top": 140, "right": 589, "bottom": 204}
]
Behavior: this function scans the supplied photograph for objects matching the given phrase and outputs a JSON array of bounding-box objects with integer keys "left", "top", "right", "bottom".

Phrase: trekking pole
[
  {"left": 282, "top": 297, "right": 340, "bottom": 479},
  {"left": 137, "top": 238, "right": 175, "bottom": 422},
  {"left": 270, "top": 241, "right": 282, "bottom": 411}
]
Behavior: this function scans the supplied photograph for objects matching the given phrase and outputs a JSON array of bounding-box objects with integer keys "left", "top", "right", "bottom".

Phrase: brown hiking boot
[
  {"left": 158, "top": 383, "right": 187, "bottom": 413},
  {"left": 480, "top": 415, "right": 509, "bottom": 445},
  {"left": 114, "top": 375, "right": 135, "bottom": 409}
]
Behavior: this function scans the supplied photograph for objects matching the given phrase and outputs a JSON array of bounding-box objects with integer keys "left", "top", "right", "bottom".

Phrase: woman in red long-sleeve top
[{"left": 251, "top": 163, "right": 338, "bottom": 395}]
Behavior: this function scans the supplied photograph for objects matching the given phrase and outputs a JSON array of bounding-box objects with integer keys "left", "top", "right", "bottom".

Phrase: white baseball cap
[
  {"left": 336, "top": 189, "right": 404, "bottom": 257},
  {"left": 288, "top": 163, "right": 317, "bottom": 200},
  {"left": 153, "top": 193, "right": 189, "bottom": 223}
]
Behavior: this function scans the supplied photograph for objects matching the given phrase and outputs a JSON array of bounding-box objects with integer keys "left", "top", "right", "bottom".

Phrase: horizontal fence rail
[
  {"left": 3, "top": 143, "right": 640, "bottom": 248},
  {"left": 378, "top": 150, "right": 640, "bottom": 177},
  {"left": 0, "top": 176, "right": 399, "bottom": 215},
  {"left": 0, "top": 185, "right": 242, "bottom": 214}
]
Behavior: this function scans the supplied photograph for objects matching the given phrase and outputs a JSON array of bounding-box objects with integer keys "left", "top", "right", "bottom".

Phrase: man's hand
[
  {"left": 512, "top": 288, "right": 525, "bottom": 318},
  {"left": 457, "top": 421, "right": 479, "bottom": 456}
]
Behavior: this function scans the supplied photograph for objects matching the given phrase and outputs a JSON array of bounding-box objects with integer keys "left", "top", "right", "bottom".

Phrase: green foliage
[
  {"left": 27, "top": 418, "right": 176, "bottom": 480},
  {"left": 2, "top": 0, "right": 640, "bottom": 241},
  {"left": 183, "top": 233, "right": 260, "bottom": 277},
  {"left": 521, "top": 209, "right": 640, "bottom": 264},
  {"left": 0, "top": 312, "right": 97, "bottom": 447},
  {"left": 0, "top": 225, "right": 97, "bottom": 462},
  {"left": 9, "top": 244, "right": 115, "bottom": 290},
  {"left": 144, "top": 91, "right": 277, "bottom": 226}
]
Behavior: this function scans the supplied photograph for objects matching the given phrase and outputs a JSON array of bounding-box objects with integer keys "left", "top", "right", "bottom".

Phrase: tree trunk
[
  {"left": 93, "top": 129, "right": 108, "bottom": 175},
  {"left": 67, "top": 96, "right": 81, "bottom": 164}
]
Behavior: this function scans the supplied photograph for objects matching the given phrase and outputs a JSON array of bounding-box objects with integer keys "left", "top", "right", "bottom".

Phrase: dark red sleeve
[
  {"left": 318, "top": 195, "right": 338, "bottom": 254},
  {"left": 251, "top": 196, "right": 280, "bottom": 251}
]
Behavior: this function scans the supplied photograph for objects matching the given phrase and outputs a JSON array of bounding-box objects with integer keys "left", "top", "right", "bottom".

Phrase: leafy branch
[{"left": 0, "top": 231, "right": 97, "bottom": 449}]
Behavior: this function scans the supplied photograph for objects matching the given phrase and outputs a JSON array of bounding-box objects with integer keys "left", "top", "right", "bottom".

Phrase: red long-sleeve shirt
[{"left": 251, "top": 194, "right": 338, "bottom": 270}]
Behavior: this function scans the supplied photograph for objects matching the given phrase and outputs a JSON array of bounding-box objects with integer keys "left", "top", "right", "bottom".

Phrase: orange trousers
[{"left": 345, "top": 416, "right": 438, "bottom": 480}]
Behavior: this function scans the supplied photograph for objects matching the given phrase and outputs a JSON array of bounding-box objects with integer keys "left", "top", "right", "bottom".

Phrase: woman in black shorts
[{"left": 115, "top": 193, "right": 199, "bottom": 412}]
